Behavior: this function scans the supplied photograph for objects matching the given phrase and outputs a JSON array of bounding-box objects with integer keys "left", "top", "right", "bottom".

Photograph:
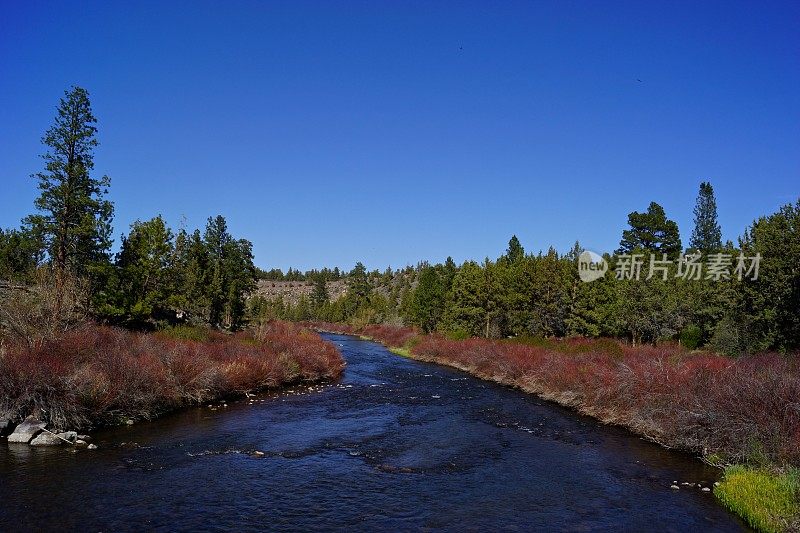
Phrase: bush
[
  {"left": 0, "top": 321, "right": 344, "bottom": 430},
  {"left": 680, "top": 324, "right": 703, "bottom": 350}
]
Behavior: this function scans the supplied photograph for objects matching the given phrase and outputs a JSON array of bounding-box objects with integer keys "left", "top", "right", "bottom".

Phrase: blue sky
[{"left": 1, "top": 1, "right": 797, "bottom": 271}]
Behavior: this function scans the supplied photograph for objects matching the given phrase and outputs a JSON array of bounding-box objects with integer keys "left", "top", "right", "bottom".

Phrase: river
[{"left": 0, "top": 334, "right": 746, "bottom": 531}]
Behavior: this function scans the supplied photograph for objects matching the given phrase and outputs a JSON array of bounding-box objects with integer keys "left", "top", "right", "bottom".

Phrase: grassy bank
[
  {"left": 312, "top": 321, "right": 800, "bottom": 531},
  {"left": 0, "top": 321, "right": 344, "bottom": 430},
  {"left": 715, "top": 467, "right": 799, "bottom": 532}
]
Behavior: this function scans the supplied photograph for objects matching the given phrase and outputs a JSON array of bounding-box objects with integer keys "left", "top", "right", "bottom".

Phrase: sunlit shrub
[{"left": 0, "top": 321, "right": 344, "bottom": 430}]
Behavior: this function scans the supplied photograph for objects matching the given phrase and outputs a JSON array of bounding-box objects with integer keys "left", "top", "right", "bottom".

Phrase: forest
[{"left": 251, "top": 196, "right": 799, "bottom": 356}]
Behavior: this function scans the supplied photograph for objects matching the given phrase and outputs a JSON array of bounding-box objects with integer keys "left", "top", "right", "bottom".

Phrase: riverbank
[
  {"left": 309, "top": 322, "right": 799, "bottom": 532},
  {"left": 0, "top": 321, "right": 344, "bottom": 435}
]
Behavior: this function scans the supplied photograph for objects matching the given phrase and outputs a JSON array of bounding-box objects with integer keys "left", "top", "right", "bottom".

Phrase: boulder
[
  {"left": 7, "top": 416, "right": 46, "bottom": 443},
  {"left": 57, "top": 431, "right": 77, "bottom": 443},
  {"left": 0, "top": 418, "right": 12, "bottom": 436},
  {"left": 30, "top": 431, "right": 64, "bottom": 446}
]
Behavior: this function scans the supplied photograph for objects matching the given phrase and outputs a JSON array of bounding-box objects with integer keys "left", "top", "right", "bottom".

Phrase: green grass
[
  {"left": 714, "top": 466, "right": 799, "bottom": 532},
  {"left": 388, "top": 346, "right": 412, "bottom": 358},
  {"left": 157, "top": 325, "right": 210, "bottom": 342}
]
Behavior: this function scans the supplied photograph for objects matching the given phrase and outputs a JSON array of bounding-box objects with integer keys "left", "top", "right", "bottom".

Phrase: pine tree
[
  {"left": 345, "top": 262, "right": 371, "bottom": 315},
  {"left": 0, "top": 227, "right": 42, "bottom": 282},
  {"left": 690, "top": 181, "right": 722, "bottom": 254},
  {"left": 116, "top": 215, "right": 174, "bottom": 322},
  {"left": 311, "top": 275, "right": 329, "bottom": 309},
  {"left": 411, "top": 265, "right": 445, "bottom": 333},
  {"left": 24, "top": 86, "right": 114, "bottom": 310},
  {"left": 442, "top": 260, "right": 485, "bottom": 337},
  {"left": 618, "top": 202, "right": 682, "bottom": 258},
  {"left": 505, "top": 235, "right": 524, "bottom": 263}
]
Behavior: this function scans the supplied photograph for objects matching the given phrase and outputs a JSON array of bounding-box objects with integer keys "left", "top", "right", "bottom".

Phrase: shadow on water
[{"left": 0, "top": 334, "right": 748, "bottom": 532}]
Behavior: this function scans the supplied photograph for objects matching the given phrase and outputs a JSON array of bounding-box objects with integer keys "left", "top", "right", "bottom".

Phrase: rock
[
  {"left": 77, "top": 435, "right": 91, "bottom": 442},
  {"left": 714, "top": 481, "right": 720, "bottom": 487},
  {"left": 30, "top": 431, "right": 64, "bottom": 446},
  {"left": 7, "top": 416, "right": 46, "bottom": 443},
  {"left": 670, "top": 485, "right": 680, "bottom": 490},
  {"left": 0, "top": 418, "right": 12, "bottom": 436},
  {"left": 701, "top": 487, "right": 711, "bottom": 492},
  {"left": 74, "top": 439, "right": 88, "bottom": 447},
  {"left": 57, "top": 431, "right": 77, "bottom": 443},
  {"left": 87, "top": 443, "right": 98, "bottom": 450},
  {"left": 252, "top": 451, "right": 265, "bottom": 457}
]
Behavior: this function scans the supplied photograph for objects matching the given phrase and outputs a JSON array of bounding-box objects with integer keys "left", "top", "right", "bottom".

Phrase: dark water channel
[{"left": 0, "top": 334, "right": 746, "bottom": 531}]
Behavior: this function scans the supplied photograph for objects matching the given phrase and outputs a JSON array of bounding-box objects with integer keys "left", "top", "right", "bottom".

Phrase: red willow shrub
[
  {"left": 0, "top": 321, "right": 344, "bottom": 430},
  {"left": 317, "top": 323, "right": 799, "bottom": 467},
  {"left": 361, "top": 324, "right": 419, "bottom": 348}
]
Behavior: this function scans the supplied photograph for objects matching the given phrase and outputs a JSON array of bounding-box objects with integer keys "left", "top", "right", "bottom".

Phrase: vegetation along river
[{"left": 0, "top": 334, "right": 747, "bottom": 531}]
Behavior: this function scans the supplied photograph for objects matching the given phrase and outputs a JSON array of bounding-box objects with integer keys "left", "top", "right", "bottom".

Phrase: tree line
[
  {"left": 0, "top": 86, "right": 257, "bottom": 337},
  {"left": 254, "top": 185, "right": 799, "bottom": 355}
]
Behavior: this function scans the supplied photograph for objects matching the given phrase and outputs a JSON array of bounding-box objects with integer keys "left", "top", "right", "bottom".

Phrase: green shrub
[
  {"left": 446, "top": 329, "right": 470, "bottom": 341},
  {"left": 157, "top": 325, "right": 210, "bottom": 342},
  {"left": 680, "top": 324, "right": 703, "bottom": 350}
]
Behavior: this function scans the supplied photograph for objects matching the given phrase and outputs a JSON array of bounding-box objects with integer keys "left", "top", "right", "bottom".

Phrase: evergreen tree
[
  {"left": 505, "top": 235, "right": 525, "bottom": 263},
  {"left": 0, "top": 227, "right": 42, "bottom": 282},
  {"left": 735, "top": 200, "right": 800, "bottom": 351},
  {"left": 618, "top": 202, "right": 682, "bottom": 258},
  {"left": 527, "top": 248, "right": 571, "bottom": 337},
  {"left": 311, "top": 275, "right": 329, "bottom": 308},
  {"left": 690, "top": 181, "right": 723, "bottom": 254},
  {"left": 442, "top": 260, "right": 486, "bottom": 337},
  {"left": 411, "top": 264, "right": 446, "bottom": 333},
  {"left": 345, "top": 262, "right": 371, "bottom": 315},
  {"left": 24, "top": 86, "right": 114, "bottom": 309},
  {"left": 115, "top": 216, "right": 174, "bottom": 323}
]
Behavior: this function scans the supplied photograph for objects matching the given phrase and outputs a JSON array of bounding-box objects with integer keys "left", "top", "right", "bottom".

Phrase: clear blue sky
[{"left": 1, "top": 1, "right": 797, "bottom": 271}]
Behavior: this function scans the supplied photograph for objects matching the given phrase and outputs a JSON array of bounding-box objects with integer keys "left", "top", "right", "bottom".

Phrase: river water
[{"left": 0, "top": 334, "right": 746, "bottom": 531}]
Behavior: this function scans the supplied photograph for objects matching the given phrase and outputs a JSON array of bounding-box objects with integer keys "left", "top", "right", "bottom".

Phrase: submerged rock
[{"left": 7, "top": 416, "right": 46, "bottom": 443}]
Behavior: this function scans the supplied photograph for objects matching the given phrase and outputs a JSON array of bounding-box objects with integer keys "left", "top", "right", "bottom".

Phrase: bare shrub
[
  {"left": 0, "top": 321, "right": 344, "bottom": 429},
  {"left": 0, "top": 269, "right": 87, "bottom": 348}
]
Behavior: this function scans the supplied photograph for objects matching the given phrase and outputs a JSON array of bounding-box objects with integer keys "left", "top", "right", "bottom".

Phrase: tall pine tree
[
  {"left": 24, "top": 86, "right": 114, "bottom": 310},
  {"left": 690, "top": 181, "right": 722, "bottom": 254}
]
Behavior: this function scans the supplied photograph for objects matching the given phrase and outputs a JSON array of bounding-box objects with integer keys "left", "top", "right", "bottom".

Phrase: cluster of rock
[{"left": 1, "top": 415, "right": 95, "bottom": 449}]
